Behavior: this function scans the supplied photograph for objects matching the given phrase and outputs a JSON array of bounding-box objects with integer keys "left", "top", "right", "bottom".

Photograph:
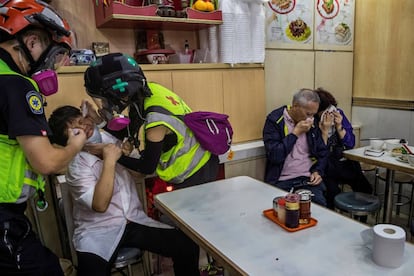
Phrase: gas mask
[
  {"left": 31, "top": 69, "right": 58, "bottom": 96},
  {"left": 30, "top": 45, "right": 70, "bottom": 96},
  {"left": 99, "top": 106, "right": 131, "bottom": 131},
  {"left": 107, "top": 114, "right": 131, "bottom": 131}
]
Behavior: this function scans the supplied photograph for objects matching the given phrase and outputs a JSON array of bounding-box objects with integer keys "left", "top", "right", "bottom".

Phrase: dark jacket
[
  {"left": 263, "top": 105, "right": 329, "bottom": 185},
  {"left": 314, "top": 108, "right": 355, "bottom": 168}
]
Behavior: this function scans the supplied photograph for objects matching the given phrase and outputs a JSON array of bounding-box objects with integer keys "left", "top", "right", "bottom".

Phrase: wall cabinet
[
  {"left": 50, "top": 64, "right": 265, "bottom": 144},
  {"left": 265, "top": 50, "right": 314, "bottom": 111},
  {"left": 171, "top": 70, "right": 224, "bottom": 112},
  {"left": 137, "top": 66, "right": 266, "bottom": 143},
  {"left": 145, "top": 71, "right": 173, "bottom": 88},
  {"left": 46, "top": 71, "right": 94, "bottom": 118},
  {"left": 223, "top": 69, "right": 265, "bottom": 143},
  {"left": 224, "top": 156, "right": 266, "bottom": 181},
  {"left": 265, "top": 50, "right": 353, "bottom": 119},
  {"left": 314, "top": 51, "right": 353, "bottom": 118}
]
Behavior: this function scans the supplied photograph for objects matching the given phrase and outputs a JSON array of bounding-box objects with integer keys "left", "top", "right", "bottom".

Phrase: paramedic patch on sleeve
[{"left": 26, "top": 91, "right": 44, "bottom": 115}]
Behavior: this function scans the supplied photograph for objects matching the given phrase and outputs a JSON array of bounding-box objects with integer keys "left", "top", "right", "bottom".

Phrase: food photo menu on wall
[
  {"left": 314, "top": 0, "right": 355, "bottom": 51},
  {"left": 265, "top": 0, "right": 314, "bottom": 50},
  {"left": 265, "top": 0, "right": 355, "bottom": 51}
]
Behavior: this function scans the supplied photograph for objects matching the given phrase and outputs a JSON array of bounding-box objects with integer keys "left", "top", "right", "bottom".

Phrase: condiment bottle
[
  {"left": 273, "top": 196, "right": 281, "bottom": 217},
  {"left": 284, "top": 193, "right": 300, "bottom": 228},
  {"left": 184, "top": 40, "right": 190, "bottom": 54},
  {"left": 277, "top": 197, "right": 286, "bottom": 224},
  {"left": 295, "top": 189, "right": 312, "bottom": 224}
]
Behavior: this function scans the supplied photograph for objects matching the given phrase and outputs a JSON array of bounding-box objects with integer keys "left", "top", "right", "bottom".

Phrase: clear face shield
[{"left": 40, "top": 44, "right": 71, "bottom": 71}]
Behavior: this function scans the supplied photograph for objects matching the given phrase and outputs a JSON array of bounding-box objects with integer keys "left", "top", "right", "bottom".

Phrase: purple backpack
[
  {"left": 146, "top": 107, "right": 233, "bottom": 155},
  {"left": 183, "top": 111, "right": 233, "bottom": 155}
]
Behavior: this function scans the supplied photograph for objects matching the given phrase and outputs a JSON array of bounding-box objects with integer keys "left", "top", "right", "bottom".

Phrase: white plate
[
  {"left": 268, "top": 0, "right": 295, "bottom": 15},
  {"left": 368, "top": 147, "right": 383, "bottom": 153},
  {"left": 396, "top": 156, "right": 408, "bottom": 163},
  {"left": 335, "top": 31, "right": 352, "bottom": 45},
  {"left": 316, "top": 0, "right": 339, "bottom": 19},
  {"left": 364, "top": 149, "right": 384, "bottom": 157}
]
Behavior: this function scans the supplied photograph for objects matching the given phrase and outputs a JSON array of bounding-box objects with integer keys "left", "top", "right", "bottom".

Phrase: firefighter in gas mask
[{"left": 0, "top": 1, "right": 86, "bottom": 274}]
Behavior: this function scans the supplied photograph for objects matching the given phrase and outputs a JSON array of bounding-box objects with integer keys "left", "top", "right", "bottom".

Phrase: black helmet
[{"left": 84, "top": 52, "right": 152, "bottom": 112}]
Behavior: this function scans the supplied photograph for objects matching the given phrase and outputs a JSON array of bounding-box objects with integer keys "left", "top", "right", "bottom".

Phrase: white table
[
  {"left": 343, "top": 147, "right": 414, "bottom": 223},
  {"left": 154, "top": 176, "right": 414, "bottom": 276}
]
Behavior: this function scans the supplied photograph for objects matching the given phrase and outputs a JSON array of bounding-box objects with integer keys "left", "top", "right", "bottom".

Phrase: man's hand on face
[{"left": 293, "top": 119, "right": 313, "bottom": 136}]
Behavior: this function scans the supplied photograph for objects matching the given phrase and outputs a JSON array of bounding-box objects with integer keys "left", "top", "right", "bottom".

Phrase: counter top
[
  {"left": 58, "top": 63, "right": 264, "bottom": 74},
  {"left": 219, "top": 140, "right": 265, "bottom": 164}
]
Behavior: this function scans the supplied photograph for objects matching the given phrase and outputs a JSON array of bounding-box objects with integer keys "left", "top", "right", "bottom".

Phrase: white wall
[{"left": 351, "top": 107, "right": 414, "bottom": 146}]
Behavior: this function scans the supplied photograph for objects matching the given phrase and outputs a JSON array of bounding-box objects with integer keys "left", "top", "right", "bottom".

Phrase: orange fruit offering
[
  {"left": 193, "top": 0, "right": 207, "bottom": 11},
  {"left": 205, "top": 1, "right": 214, "bottom": 11}
]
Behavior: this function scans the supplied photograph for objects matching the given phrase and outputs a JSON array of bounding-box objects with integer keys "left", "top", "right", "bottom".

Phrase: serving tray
[{"left": 263, "top": 209, "right": 317, "bottom": 232}]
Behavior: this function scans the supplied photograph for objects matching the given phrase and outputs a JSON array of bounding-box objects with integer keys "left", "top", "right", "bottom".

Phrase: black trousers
[
  {"left": 325, "top": 159, "right": 374, "bottom": 209},
  {"left": 174, "top": 154, "right": 220, "bottom": 190},
  {"left": 0, "top": 203, "right": 63, "bottom": 276},
  {"left": 76, "top": 222, "right": 200, "bottom": 276}
]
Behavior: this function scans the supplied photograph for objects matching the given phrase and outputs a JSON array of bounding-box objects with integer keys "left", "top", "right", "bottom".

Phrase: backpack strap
[{"left": 145, "top": 106, "right": 185, "bottom": 121}]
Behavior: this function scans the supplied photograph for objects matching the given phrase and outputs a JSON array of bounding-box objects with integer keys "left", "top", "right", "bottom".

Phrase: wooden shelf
[{"left": 94, "top": 2, "right": 222, "bottom": 30}]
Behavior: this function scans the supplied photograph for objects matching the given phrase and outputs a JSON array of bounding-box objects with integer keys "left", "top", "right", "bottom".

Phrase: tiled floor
[{"left": 112, "top": 248, "right": 210, "bottom": 276}]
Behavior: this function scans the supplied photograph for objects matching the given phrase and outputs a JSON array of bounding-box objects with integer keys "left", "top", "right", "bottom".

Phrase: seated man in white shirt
[{"left": 48, "top": 105, "right": 200, "bottom": 276}]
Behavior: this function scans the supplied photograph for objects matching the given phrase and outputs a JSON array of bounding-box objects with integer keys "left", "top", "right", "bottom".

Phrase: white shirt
[{"left": 65, "top": 133, "right": 171, "bottom": 261}]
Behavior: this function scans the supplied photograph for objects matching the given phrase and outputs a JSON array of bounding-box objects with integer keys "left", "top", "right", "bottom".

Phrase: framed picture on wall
[
  {"left": 265, "top": 0, "right": 315, "bottom": 50},
  {"left": 314, "top": 0, "right": 355, "bottom": 51}
]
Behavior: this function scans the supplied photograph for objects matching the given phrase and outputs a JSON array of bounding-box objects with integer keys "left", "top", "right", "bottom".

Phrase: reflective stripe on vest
[
  {"left": 0, "top": 60, "right": 45, "bottom": 203},
  {"left": 145, "top": 83, "right": 210, "bottom": 183},
  {"left": 146, "top": 111, "right": 210, "bottom": 183},
  {"left": 0, "top": 134, "right": 45, "bottom": 203}
]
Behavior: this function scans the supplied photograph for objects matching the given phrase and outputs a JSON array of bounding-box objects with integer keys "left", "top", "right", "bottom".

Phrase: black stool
[
  {"left": 113, "top": 247, "right": 149, "bottom": 276},
  {"left": 377, "top": 171, "right": 414, "bottom": 218},
  {"left": 360, "top": 163, "right": 379, "bottom": 193},
  {"left": 334, "top": 192, "right": 381, "bottom": 223},
  {"left": 411, "top": 218, "right": 414, "bottom": 242}
]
